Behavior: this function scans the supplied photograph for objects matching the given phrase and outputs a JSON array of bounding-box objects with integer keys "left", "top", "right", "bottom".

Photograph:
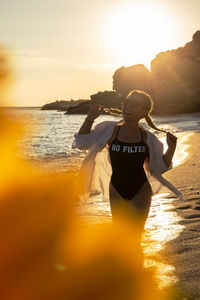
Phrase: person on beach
[{"left": 72, "top": 90, "right": 182, "bottom": 232}]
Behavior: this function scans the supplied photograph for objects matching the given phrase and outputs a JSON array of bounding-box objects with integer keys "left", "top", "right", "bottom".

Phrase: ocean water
[{"left": 3, "top": 107, "right": 200, "bottom": 168}]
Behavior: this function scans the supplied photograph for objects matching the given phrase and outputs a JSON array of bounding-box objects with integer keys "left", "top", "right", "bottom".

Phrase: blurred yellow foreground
[{"left": 0, "top": 47, "right": 185, "bottom": 300}]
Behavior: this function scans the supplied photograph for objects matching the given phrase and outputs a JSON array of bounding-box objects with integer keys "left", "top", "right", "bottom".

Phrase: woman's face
[{"left": 122, "top": 96, "right": 147, "bottom": 121}]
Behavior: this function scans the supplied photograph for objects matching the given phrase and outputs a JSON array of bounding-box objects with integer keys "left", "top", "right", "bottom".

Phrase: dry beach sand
[{"left": 157, "top": 131, "right": 200, "bottom": 298}]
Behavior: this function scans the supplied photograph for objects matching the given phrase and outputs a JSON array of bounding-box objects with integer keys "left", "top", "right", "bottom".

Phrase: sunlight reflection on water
[
  {"left": 76, "top": 192, "right": 184, "bottom": 290},
  {"left": 142, "top": 193, "right": 184, "bottom": 289}
]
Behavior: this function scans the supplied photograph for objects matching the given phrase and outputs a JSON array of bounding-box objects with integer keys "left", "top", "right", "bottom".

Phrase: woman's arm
[
  {"left": 78, "top": 117, "right": 95, "bottom": 135},
  {"left": 163, "top": 132, "right": 177, "bottom": 167},
  {"left": 78, "top": 103, "right": 104, "bottom": 135}
]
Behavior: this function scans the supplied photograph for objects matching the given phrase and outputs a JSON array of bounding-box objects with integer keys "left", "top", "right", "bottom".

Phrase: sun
[{"left": 101, "top": 4, "right": 177, "bottom": 69}]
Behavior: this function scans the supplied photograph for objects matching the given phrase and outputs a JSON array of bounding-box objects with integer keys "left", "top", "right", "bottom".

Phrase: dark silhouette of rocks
[
  {"left": 64, "top": 92, "right": 122, "bottom": 115},
  {"left": 113, "top": 64, "right": 153, "bottom": 97},
  {"left": 90, "top": 91, "right": 122, "bottom": 109},
  {"left": 42, "top": 30, "right": 200, "bottom": 115},
  {"left": 64, "top": 101, "right": 91, "bottom": 114},
  {"left": 112, "top": 31, "right": 200, "bottom": 115},
  {"left": 40, "top": 99, "right": 89, "bottom": 111},
  {"left": 150, "top": 31, "right": 200, "bottom": 114}
]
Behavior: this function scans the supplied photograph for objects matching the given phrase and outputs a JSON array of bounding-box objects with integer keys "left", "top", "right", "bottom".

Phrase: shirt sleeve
[
  {"left": 71, "top": 121, "right": 110, "bottom": 150},
  {"left": 72, "top": 130, "right": 95, "bottom": 150}
]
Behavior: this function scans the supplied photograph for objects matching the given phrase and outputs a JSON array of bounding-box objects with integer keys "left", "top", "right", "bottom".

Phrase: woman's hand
[
  {"left": 163, "top": 132, "right": 177, "bottom": 167},
  {"left": 87, "top": 103, "right": 104, "bottom": 121},
  {"left": 78, "top": 103, "right": 104, "bottom": 135},
  {"left": 166, "top": 132, "right": 177, "bottom": 149}
]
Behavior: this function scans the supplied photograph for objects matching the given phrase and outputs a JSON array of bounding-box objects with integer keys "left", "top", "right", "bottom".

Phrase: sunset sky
[{"left": 0, "top": 0, "right": 199, "bottom": 107}]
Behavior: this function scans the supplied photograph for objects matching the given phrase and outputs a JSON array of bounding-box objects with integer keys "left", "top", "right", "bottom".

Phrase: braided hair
[
  {"left": 103, "top": 90, "right": 167, "bottom": 133},
  {"left": 145, "top": 114, "right": 167, "bottom": 133}
]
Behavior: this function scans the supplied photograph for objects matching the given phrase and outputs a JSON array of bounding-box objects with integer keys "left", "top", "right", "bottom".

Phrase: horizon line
[{"left": 0, "top": 106, "right": 42, "bottom": 108}]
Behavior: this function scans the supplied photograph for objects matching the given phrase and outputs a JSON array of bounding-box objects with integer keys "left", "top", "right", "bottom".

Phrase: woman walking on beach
[{"left": 72, "top": 90, "right": 182, "bottom": 233}]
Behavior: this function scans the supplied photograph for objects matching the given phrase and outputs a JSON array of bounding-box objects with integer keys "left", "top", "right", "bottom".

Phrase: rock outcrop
[
  {"left": 41, "top": 99, "right": 89, "bottom": 111},
  {"left": 42, "top": 31, "right": 200, "bottom": 115}
]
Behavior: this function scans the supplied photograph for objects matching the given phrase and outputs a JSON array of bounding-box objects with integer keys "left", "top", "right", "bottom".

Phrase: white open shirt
[{"left": 72, "top": 120, "right": 183, "bottom": 203}]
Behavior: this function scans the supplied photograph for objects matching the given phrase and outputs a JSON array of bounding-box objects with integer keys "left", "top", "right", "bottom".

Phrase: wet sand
[{"left": 158, "top": 131, "right": 200, "bottom": 298}]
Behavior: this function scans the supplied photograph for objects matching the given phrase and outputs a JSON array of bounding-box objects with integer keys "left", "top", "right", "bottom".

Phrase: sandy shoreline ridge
[{"left": 158, "top": 131, "right": 200, "bottom": 298}]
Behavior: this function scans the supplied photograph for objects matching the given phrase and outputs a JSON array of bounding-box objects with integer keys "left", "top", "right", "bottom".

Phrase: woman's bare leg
[
  {"left": 109, "top": 181, "right": 152, "bottom": 234},
  {"left": 109, "top": 181, "right": 152, "bottom": 265}
]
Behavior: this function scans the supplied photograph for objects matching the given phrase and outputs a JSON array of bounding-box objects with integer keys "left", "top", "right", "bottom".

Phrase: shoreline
[{"left": 158, "top": 131, "right": 200, "bottom": 298}]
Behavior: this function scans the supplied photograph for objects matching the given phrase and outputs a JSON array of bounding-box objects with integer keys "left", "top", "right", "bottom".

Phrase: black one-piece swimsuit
[{"left": 108, "top": 126, "right": 149, "bottom": 201}]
